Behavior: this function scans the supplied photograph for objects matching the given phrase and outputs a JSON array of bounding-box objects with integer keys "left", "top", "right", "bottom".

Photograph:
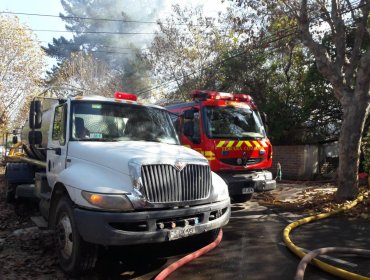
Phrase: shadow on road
[{"left": 82, "top": 232, "right": 218, "bottom": 280}]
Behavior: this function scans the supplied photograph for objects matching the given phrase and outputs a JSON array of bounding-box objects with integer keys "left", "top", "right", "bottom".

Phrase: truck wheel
[
  {"left": 5, "top": 181, "right": 17, "bottom": 203},
  {"left": 232, "top": 193, "right": 253, "bottom": 203},
  {"left": 54, "top": 196, "right": 98, "bottom": 276}
]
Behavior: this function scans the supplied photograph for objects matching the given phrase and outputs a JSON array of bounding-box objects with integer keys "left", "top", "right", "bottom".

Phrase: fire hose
[
  {"left": 154, "top": 229, "right": 223, "bottom": 280},
  {"left": 283, "top": 192, "right": 370, "bottom": 280}
]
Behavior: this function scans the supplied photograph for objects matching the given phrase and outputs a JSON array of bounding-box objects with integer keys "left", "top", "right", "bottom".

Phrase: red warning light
[{"left": 114, "top": 92, "right": 137, "bottom": 101}]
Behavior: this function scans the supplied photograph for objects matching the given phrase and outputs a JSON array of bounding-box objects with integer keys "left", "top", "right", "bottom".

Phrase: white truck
[{"left": 5, "top": 93, "right": 230, "bottom": 276}]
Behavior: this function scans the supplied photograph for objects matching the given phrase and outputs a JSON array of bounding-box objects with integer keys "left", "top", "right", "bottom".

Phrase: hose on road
[
  {"left": 283, "top": 191, "right": 370, "bottom": 280},
  {"left": 294, "top": 247, "right": 370, "bottom": 280},
  {"left": 154, "top": 229, "right": 223, "bottom": 280}
]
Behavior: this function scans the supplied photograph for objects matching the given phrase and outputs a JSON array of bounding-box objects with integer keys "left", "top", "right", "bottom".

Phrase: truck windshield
[
  {"left": 204, "top": 106, "right": 266, "bottom": 139},
  {"left": 71, "top": 101, "right": 180, "bottom": 144}
]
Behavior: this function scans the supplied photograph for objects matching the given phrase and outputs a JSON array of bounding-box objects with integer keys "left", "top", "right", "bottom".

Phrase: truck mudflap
[
  {"left": 220, "top": 170, "right": 276, "bottom": 195},
  {"left": 74, "top": 198, "right": 230, "bottom": 246}
]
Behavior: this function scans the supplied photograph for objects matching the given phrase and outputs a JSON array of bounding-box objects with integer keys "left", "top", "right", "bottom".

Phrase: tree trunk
[{"left": 336, "top": 92, "right": 370, "bottom": 201}]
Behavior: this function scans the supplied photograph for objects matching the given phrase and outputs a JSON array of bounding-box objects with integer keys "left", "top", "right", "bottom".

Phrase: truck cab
[
  {"left": 5, "top": 93, "right": 230, "bottom": 276},
  {"left": 167, "top": 90, "right": 276, "bottom": 202}
]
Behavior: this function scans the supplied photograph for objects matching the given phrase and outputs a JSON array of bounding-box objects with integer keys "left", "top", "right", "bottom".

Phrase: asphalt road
[{"left": 82, "top": 200, "right": 370, "bottom": 280}]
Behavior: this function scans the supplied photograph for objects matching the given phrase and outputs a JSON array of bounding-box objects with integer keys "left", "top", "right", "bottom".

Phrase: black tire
[
  {"left": 5, "top": 181, "right": 17, "bottom": 203},
  {"left": 54, "top": 196, "right": 98, "bottom": 276},
  {"left": 232, "top": 193, "right": 253, "bottom": 203}
]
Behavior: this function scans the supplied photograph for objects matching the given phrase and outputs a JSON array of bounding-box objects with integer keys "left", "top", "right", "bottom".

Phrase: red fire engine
[{"left": 167, "top": 90, "right": 276, "bottom": 202}]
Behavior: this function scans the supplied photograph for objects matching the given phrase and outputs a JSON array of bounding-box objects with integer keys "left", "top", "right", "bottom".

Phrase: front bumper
[
  {"left": 74, "top": 198, "right": 230, "bottom": 246},
  {"left": 220, "top": 170, "right": 276, "bottom": 195}
]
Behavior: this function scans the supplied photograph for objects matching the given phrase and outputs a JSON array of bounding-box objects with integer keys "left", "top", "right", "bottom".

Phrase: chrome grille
[{"left": 141, "top": 164, "right": 211, "bottom": 203}]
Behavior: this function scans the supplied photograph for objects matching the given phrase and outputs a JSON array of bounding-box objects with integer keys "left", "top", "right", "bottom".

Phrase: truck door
[
  {"left": 47, "top": 103, "right": 68, "bottom": 188},
  {"left": 182, "top": 110, "right": 210, "bottom": 158}
]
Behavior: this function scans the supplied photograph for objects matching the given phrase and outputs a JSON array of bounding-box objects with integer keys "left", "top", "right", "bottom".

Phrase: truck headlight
[
  {"left": 81, "top": 191, "right": 134, "bottom": 211},
  {"left": 128, "top": 163, "right": 143, "bottom": 191},
  {"left": 212, "top": 172, "right": 229, "bottom": 201}
]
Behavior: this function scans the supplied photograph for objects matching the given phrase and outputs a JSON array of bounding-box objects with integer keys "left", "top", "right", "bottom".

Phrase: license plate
[
  {"left": 168, "top": 226, "right": 196, "bottom": 241},
  {"left": 242, "top": 187, "right": 254, "bottom": 194}
]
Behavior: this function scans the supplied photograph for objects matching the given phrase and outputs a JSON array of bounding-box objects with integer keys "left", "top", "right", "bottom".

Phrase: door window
[{"left": 52, "top": 105, "right": 66, "bottom": 145}]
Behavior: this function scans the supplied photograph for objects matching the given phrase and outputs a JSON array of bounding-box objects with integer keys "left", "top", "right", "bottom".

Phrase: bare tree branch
[
  {"left": 298, "top": 0, "right": 345, "bottom": 99},
  {"left": 345, "top": 0, "right": 357, "bottom": 21},
  {"left": 354, "top": 50, "right": 370, "bottom": 100},
  {"left": 345, "top": 0, "right": 370, "bottom": 85},
  {"left": 331, "top": 0, "right": 346, "bottom": 71},
  {"left": 319, "top": 2, "right": 336, "bottom": 35}
]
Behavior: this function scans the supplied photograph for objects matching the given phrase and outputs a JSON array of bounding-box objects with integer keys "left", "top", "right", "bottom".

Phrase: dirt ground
[
  {"left": 0, "top": 166, "right": 66, "bottom": 280},
  {"left": 0, "top": 165, "right": 368, "bottom": 280}
]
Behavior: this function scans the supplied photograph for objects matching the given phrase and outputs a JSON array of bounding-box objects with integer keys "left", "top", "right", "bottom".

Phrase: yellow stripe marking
[
  {"left": 236, "top": 141, "right": 244, "bottom": 147},
  {"left": 253, "top": 141, "right": 261, "bottom": 149},
  {"left": 216, "top": 141, "right": 225, "bottom": 148},
  {"left": 226, "top": 141, "right": 235, "bottom": 148},
  {"left": 204, "top": 151, "right": 216, "bottom": 161},
  {"left": 260, "top": 140, "right": 268, "bottom": 147},
  {"left": 245, "top": 141, "right": 253, "bottom": 147},
  {"left": 204, "top": 151, "right": 215, "bottom": 157}
]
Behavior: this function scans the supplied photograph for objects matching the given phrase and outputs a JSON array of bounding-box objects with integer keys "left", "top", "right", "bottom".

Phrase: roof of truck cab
[{"left": 69, "top": 95, "right": 164, "bottom": 110}]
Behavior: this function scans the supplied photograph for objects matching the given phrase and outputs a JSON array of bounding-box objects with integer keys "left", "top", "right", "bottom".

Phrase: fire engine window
[
  {"left": 183, "top": 112, "right": 200, "bottom": 144},
  {"left": 204, "top": 106, "right": 265, "bottom": 139},
  {"left": 169, "top": 112, "right": 180, "bottom": 134},
  {"left": 52, "top": 105, "right": 66, "bottom": 145}
]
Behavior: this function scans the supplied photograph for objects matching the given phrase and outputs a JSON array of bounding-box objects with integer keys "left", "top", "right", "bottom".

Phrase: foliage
[
  {"left": 145, "top": 5, "right": 239, "bottom": 100},
  {"left": 45, "top": 52, "right": 119, "bottom": 97},
  {"left": 0, "top": 15, "right": 46, "bottom": 130},
  {"left": 228, "top": 0, "right": 370, "bottom": 200},
  {"left": 146, "top": 4, "right": 342, "bottom": 144},
  {"left": 362, "top": 126, "right": 370, "bottom": 173}
]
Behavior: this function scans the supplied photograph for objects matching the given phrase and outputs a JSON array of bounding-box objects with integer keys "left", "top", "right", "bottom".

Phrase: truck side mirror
[
  {"left": 183, "top": 109, "right": 194, "bottom": 120},
  {"left": 12, "top": 136, "right": 18, "bottom": 144},
  {"left": 29, "top": 131, "right": 42, "bottom": 145},
  {"left": 184, "top": 121, "right": 194, "bottom": 137},
  {"left": 29, "top": 100, "right": 42, "bottom": 129}
]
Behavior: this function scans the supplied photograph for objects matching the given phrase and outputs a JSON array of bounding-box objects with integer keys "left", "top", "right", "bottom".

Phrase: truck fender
[
  {"left": 55, "top": 162, "right": 133, "bottom": 206},
  {"left": 211, "top": 171, "right": 229, "bottom": 201}
]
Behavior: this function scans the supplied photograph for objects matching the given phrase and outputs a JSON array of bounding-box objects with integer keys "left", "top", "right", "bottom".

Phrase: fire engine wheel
[
  {"left": 232, "top": 193, "right": 253, "bottom": 203},
  {"left": 54, "top": 196, "right": 98, "bottom": 276}
]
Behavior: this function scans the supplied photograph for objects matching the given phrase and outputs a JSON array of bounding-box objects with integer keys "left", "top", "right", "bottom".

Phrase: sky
[{"left": 0, "top": 0, "right": 229, "bottom": 50}]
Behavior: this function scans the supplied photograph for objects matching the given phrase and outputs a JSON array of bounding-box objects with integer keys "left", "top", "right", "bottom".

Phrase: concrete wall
[{"left": 269, "top": 145, "right": 319, "bottom": 180}]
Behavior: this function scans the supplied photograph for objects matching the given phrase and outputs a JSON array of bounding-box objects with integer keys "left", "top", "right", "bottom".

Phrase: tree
[
  {"left": 0, "top": 15, "right": 45, "bottom": 130},
  {"left": 146, "top": 4, "right": 342, "bottom": 144},
  {"left": 145, "top": 5, "right": 239, "bottom": 100},
  {"left": 45, "top": 52, "right": 119, "bottom": 97},
  {"left": 230, "top": 0, "right": 370, "bottom": 200}
]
